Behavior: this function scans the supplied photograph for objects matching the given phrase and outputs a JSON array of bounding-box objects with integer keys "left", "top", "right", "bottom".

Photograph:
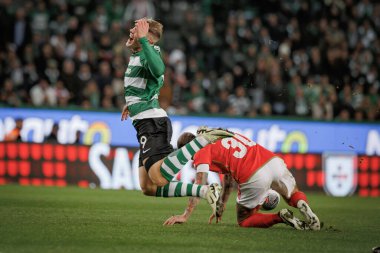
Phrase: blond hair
[{"left": 147, "top": 19, "right": 163, "bottom": 43}]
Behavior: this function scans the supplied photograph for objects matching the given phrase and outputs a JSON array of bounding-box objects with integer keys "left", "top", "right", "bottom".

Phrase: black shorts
[{"left": 133, "top": 117, "right": 174, "bottom": 170}]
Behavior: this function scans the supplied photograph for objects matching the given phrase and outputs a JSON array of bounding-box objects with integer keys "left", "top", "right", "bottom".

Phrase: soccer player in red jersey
[{"left": 164, "top": 129, "right": 321, "bottom": 230}]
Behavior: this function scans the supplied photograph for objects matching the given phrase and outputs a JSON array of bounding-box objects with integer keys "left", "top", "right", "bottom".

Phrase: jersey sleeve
[
  {"left": 138, "top": 37, "right": 165, "bottom": 77},
  {"left": 193, "top": 145, "right": 212, "bottom": 167}
]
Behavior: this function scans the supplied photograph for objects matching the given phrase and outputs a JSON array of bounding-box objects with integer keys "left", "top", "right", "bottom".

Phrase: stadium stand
[{"left": 0, "top": 0, "right": 379, "bottom": 121}]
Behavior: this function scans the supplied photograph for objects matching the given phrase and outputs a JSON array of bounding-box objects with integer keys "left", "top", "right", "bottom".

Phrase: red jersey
[{"left": 193, "top": 133, "right": 276, "bottom": 184}]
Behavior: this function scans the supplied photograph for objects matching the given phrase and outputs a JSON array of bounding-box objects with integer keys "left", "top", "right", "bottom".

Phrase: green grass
[{"left": 0, "top": 185, "right": 379, "bottom": 253}]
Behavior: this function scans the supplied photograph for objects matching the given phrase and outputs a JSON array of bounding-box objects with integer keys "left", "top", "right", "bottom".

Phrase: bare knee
[
  {"left": 151, "top": 177, "right": 169, "bottom": 187},
  {"left": 140, "top": 185, "right": 156, "bottom": 196}
]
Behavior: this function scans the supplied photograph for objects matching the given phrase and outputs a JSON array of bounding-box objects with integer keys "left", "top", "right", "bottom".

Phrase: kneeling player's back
[{"left": 195, "top": 134, "right": 276, "bottom": 184}]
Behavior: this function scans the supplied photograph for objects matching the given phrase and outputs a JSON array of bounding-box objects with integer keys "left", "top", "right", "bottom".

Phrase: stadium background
[{"left": 0, "top": 0, "right": 379, "bottom": 197}]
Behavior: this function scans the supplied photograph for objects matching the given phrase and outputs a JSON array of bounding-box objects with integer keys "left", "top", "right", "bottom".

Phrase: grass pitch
[{"left": 0, "top": 185, "right": 379, "bottom": 253}]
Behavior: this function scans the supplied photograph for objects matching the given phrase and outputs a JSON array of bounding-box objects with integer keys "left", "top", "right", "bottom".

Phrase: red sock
[
  {"left": 288, "top": 191, "right": 308, "bottom": 208},
  {"left": 239, "top": 213, "right": 283, "bottom": 228}
]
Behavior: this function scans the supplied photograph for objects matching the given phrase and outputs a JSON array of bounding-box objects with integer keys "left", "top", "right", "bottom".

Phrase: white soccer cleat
[
  {"left": 197, "top": 126, "right": 234, "bottom": 143},
  {"left": 297, "top": 200, "right": 321, "bottom": 231},
  {"left": 279, "top": 209, "right": 309, "bottom": 230},
  {"left": 206, "top": 183, "right": 222, "bottom": 215},
  {"left": 196, "top": 126, "right": 211, "bottom": 135}
]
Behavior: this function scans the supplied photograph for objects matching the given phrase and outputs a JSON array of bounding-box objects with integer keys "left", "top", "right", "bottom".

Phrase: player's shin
[
  {"left": 155, "top": 181, "right": 208, "bottom": 198},
  {"left": 159, "top": 136, "right": 209, "bottom": 181},
  {"left": 287, "top": 191, "right": 320, "bottom": 230},
  {"left": 239, "top": 213, "right": 283, "bottom": 228},
  {"left": 237, "top": 205, "right": 282, "bottom": 228},
  {"left": 287, "top": 191, "right": 308, "bottom": 207}
]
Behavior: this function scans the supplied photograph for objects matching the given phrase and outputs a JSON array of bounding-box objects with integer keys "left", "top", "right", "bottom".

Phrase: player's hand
[
  {"left": 135, "top": 18, "right": 149, "bottom": 39},
  {"left": 163, "top": 214, "right": 188, "bottom": 226},
  {"left": 208, "top": 202, "right": 225, "bottom": 224},
  {"left": 208, "top": 213, "right": 222, "bottom": 224},
  {"left": 121, "top": 105, "right": 129, "bottom": 121}
]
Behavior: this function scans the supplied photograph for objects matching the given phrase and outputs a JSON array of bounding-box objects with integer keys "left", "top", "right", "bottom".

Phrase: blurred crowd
[{"left": 0, "top": 0, "right": 379, "bottom": 121}]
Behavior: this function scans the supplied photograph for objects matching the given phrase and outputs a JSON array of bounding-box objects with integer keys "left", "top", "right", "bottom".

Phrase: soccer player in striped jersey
[
  {"left": 121, "top": 18, "right": 232, "bottom": 214},
  {"left": 163, "top": 130, "right": 321, "bottom": 230}
]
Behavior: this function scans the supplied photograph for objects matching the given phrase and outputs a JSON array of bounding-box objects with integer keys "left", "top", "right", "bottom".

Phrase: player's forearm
[
  {"left": 138, "top": 37, "right": 165, "bottom": 77},
  {"left": 196, "top": 171, "right": 208, "bottom": 185},
  {"left": 221, "top": 174, "right": 233, "bottom": 205},
  {"left": 183, "top": 197, "right": 200, "bottom": 218},
  {"left": 182, "top": 172, "right": 208, "bottom": 219}
]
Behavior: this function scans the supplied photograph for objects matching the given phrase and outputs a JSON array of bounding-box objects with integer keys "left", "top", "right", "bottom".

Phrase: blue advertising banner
[{"left": 0, "top": 108, "right": 379, "bottom": 155}]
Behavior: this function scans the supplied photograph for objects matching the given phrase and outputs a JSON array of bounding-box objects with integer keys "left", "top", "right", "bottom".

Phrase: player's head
[
  {"left": 126, "top": 18, "right": 163, "bottom": 50},
  {"left": 177, "top": 132, "right": 195, "bottom": 149},
  {"left": 146, "top": 19, "right": 163, "bottom": 43}
]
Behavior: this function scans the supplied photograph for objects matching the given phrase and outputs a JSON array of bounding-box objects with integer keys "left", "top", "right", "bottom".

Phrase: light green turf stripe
[{"left": 174, "top": 182, "right": 183, "bottom": 197}]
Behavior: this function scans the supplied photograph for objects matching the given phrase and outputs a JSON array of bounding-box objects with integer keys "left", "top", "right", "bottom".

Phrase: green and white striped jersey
[{"left": 124, "top": 37, "right": 167, "bottom": 122}]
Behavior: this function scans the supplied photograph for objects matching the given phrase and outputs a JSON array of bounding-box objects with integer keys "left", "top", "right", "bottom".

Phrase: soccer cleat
[
  {"left": 196, "top": 126, "right": 211, "bottom": 135},
  {"left": 197, "top": 126, "right": 234, "bottom": 143},
  {"left": 206, "top": 183, "right": 222, "bottom": 215},
  {"left": 279, "top": 209, "right": 309, "bottom": 230},
  {"left": 297, "top": 200, "right": 321, "bottom": 231}
]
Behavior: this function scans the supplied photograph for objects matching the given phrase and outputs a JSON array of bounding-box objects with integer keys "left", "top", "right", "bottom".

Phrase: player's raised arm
[{"left": 135, "top": 19, "right": 165, "bottom": 77}]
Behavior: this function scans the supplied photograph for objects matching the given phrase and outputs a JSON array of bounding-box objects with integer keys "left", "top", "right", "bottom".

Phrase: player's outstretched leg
[
  {"left": 156, "top": 182, "right": 222, "bottom": 214},
  {"left": 160, "top": 128, "right": 233, "bottom": 182},
  {"left": 160, "top": 135, "right": 210, "bottom": 181},
  {"left": 239, "top": 212, "right": 283, "bottom": 228},
  {"left": 237, "top": 204, "right": 290, "bottom": 228},
  {"left": 205, "top": 183, "right": 222, "bottom": 215},
  {"left": 287, "top": 191, "right": 321, "bottom": 231},
  {"left": 156, "top": 181, "right": 208, "bottom": 198},
  {"left": 279, "top": 209, "right": 309, "bottom": 230}
]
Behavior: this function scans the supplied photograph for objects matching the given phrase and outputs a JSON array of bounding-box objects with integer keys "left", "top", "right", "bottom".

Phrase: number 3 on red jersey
[{"left": 221, "top": 134, "right": 256, "bottom": 159}]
